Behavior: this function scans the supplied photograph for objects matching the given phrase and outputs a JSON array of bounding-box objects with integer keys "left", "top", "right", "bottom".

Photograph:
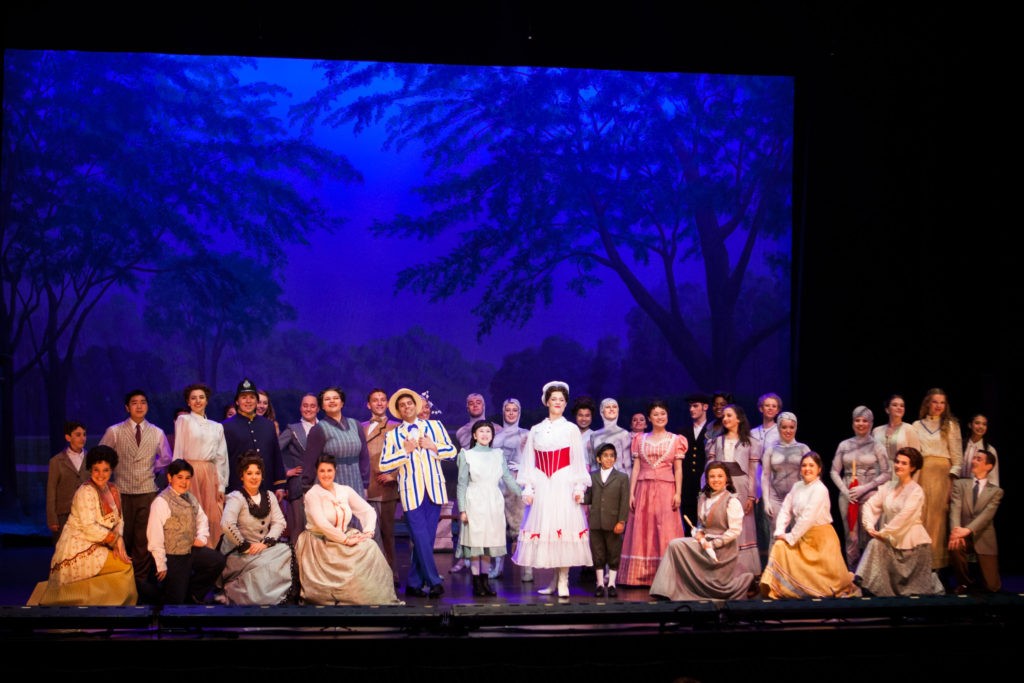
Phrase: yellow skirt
[
  {"left": 759, "top": 524, "right": 859, "bottom": 599},
  {"left": 39, "top": 551, "right": 138, "bottom": 606}
]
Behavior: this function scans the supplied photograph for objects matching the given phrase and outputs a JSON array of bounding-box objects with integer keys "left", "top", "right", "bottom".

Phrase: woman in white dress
[
  {"left": 512, "top": 381, "right": 593, "bottom": 600},
  {"left": 872, "top": 394, "right": 921, "bottom": 464},
  {"left": 218, "top": 452, "right": 297, "bottom": 605},
  {"left": 174, "top": 382, "right": 229, "bottom": 549},
  {"left": 458, "top": 420, "right": 522, "bottom": 596}
]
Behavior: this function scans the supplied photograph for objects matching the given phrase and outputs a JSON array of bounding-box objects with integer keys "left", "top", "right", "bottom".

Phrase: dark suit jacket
[
  {"left": 279, "top": 421, "right": 311, "bottom": 501},
  {"left": 950, "top": 477, "right": 1003, "bottom": 555},
  {"left": 584, "top": 468, "right": 630, "bottom": 531},
  {"left": 46, "top": 448, "right": 89, "bottom": 529},
  {"left": 681, "top": 421, "right": 709, "bottom": 523}
]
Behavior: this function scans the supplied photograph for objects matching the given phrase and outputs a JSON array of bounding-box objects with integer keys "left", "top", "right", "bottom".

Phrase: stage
[{"left": 3, "top": 539, "right": 1022, "bottom": 680}]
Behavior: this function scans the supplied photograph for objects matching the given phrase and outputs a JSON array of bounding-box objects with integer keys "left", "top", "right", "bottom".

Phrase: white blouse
[
  {"left": 173, "top": 412, "right": 229, "bottom": 492},
  {"left": 774, "top": 478, "right": 832, "bottom": 547},
  {"left": 303, "top": 483, "right": 377, "bottom": 543},
  {"left": 860, "top": 479, "right": 931, "bottom": 549}
]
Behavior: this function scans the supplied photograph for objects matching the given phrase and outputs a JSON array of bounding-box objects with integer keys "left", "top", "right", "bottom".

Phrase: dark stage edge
[{"left": 4, "top": 595, "right": 1024, "bottom": 681}]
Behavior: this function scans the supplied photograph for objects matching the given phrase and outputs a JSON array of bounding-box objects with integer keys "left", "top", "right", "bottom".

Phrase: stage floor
[{"left": 4, "top": 535, "right": 1023, "bottom": 681}]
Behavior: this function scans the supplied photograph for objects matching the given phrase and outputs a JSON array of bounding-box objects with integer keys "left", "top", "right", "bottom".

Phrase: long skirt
[
  {"left": 650, "top": 537, "right": 753, "bottom": 601},
  {"left": 40, "top": 552, "right": 138, "bottom": 606},
  {"left": 918, "top": 456, "right": 950, "bottom": 569},
  {"left": 219, "top": 543, "right": 297, "bottom": 605},
  {"left": 731, "top": 473, "right": 763, "bottom": 577},
  {"left": 855, "top": 540, "right": 944, "bottom": 597},
  {"left": 513, "top": 469, "right": 592, "bottom": 569},
  {"left": 295, "top": 530, "right": 402, "bottom": 605},
  {"left": 759, "top": 524, "right": 860, "bottom": 599},
  {"left": 618, "top": 479, "right": 685, "bottom": 586},
  {"left": 188, "top": 459, "right": 222, "bottom": 549}
]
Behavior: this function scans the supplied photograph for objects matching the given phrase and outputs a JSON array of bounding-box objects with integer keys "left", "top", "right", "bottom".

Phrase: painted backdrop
[{"left": 1, "top": 49, "right": 793, "bottom": 514}]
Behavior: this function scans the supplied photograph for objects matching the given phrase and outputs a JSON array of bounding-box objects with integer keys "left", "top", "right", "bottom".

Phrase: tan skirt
[
  {"left": 187, "top": 459, "right": 222, "bottom": 549},
  {"left": 295, "top": 529, "right": 402, "bottom": 605},
  {"left": 39, "top": 551, "right": 138, "bottom": 606},
  {"left": 759, "top": 524, "right": 859, "bottom": 599},
  {"left": 917, "top": 456, "right": 950, "bottom": 569}
]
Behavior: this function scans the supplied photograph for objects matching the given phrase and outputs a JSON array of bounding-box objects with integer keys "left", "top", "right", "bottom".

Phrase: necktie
[
  {"left": 972, "top": 479, "right": 979, "bottom": 506},
  {"left": 135, "top": 423, "right": 142, "bottom": 447}
]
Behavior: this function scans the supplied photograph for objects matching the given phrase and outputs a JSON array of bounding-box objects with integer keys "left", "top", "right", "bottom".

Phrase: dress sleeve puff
[{"left": 672, "top": 434, "right": 688, "bottom": 461}]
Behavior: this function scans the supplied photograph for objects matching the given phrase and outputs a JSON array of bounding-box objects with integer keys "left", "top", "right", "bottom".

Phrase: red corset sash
[{"left": 534, "top": 447, "right": 570, "bottom": 478}]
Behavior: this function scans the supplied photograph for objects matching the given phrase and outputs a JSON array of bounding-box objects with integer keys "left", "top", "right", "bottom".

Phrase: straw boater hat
[{"left": 388, "top": 388, "right": 425, "bottom": 420}]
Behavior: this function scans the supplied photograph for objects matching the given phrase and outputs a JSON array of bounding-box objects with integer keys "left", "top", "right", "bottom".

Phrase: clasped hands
[
  {"left": 343, "top": 530, "right": 373, "bottom": 546},
  {"left": 948, "top": 526, "right": 971, "bottom": 551},
  {"left": 403, "top": 435, "right": 438, "bottom": 453}
]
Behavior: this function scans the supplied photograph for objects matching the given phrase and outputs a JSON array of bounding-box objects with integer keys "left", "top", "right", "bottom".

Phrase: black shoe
[
  {"left": 483, "top": 578, "right": 497, "bottom": 597},
  {"left": 594, "top": 585, "right": 606, "bottom": 598},
  {"left": 428, "top": 583, "right": 445, "bottom": 598},
  {"left": 472, "top": 575, "right": 487, "bottom": 597},
  {"left": 405, "top": 585, "right": 428, "bottom": 598},
  {"left": 606, "top": 585, "right": 617, "bottom": 598}
]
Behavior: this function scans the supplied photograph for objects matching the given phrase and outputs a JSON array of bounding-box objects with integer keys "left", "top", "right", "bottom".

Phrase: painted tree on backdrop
[
  {"left": 143, "top": 253, "right": 296, "bottom": 391},
  {"left": 293, "top": 64, "right": 793, "bottom": 394},
  {"left": 0, "top": 50, "right": 359, "bottom": 497},
  {"left": 488, "top": 336, "right": 596, "bottom": 423}
]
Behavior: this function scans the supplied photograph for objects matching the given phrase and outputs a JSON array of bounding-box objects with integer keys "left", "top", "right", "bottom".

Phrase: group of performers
[{"left": 40, "top": 381, "right": 1002, "bottom": 607}]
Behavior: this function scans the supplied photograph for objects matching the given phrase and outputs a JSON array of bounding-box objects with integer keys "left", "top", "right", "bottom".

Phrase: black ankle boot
[
  {"left": 483, "top": 576, "right": 497, "bottom": 596},
  {"left": 472, "top": 574, "right": 487, "bottom": 597}
]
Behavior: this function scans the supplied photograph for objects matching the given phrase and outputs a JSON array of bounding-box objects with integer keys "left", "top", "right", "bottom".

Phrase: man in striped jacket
[{"left": 380, "top": 388, "right": 456, "bottom": 598}]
